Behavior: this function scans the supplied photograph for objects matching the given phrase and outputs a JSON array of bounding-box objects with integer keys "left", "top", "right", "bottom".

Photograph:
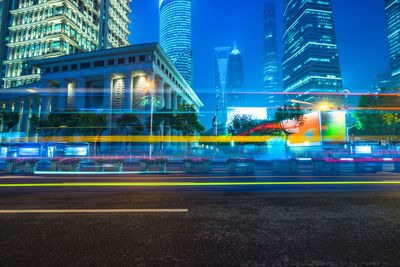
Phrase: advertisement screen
[
  {"left": 321, "top": 111, "right": 346, "bottom": 142},
  {"left": 287, "top": 112, "right": 322, "bottom": 145},
  {"left": 19, "top": 147, "right": 40, "bottom": 157},
  {"left": 227, "top": 107, "right": 268, "bottom": 126},
  {"left": 64, "top": 146, "right": 88, "bottom": 156}
]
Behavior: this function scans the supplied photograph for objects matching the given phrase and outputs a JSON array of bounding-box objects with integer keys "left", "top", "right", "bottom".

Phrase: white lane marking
[{"left": 0, "top": 209, "right": 189, "bottom": 214}]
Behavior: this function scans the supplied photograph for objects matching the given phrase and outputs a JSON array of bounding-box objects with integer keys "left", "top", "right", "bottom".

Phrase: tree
[
  {"left": 30, "top": 113, "right": 64, "bottom": 141},
  {"left": 0, "top": 111, "right": 20, "bottom": 133},
  {"left": 274, "top": 104, "right": 305, "bottom": 147},
  {"left": 116, "top": 113, "right": 144, "bottom": 151},
  {"left": 168, "top": 104, "right": 205, "bottom": 155},
  {"left": 352, "top": 88, "right": 400, "bottom": 141},
  {"left": 67, "top": 113, "right": 108, "bottom": 155}
]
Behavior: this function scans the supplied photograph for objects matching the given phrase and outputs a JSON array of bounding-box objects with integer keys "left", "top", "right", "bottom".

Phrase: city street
[{"left": 1, "top": 172, "right": 400, "bottom": 265}]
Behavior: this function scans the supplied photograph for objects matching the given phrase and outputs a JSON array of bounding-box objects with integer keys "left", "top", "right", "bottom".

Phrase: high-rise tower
[
  {"left": 0, "top": 0, "right": 12, "bottom": 88},
  {"left": 385, "top": 0, "right": 400, "bottom": 88},
  {"left": 282, "top": 0, "right": 344, "bottom": 106},
  {"left": 215, "top": 46, "right": 231, "bottom": 126},
  {"left": 263, "top": 2, "right": 281, "bottom": 108},
  {"left": 226, "top": 43, "right": 244, "bottom": 107},
  {"left": 159, "top": 0, "right": 192, "bottom": 85},
  {"left": 2, "top": 0, "right": 131, "bottom": 88}
]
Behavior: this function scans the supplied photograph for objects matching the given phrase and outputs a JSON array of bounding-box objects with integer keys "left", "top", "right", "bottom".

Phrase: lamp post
[{"left": 145, "top": 81, "right": 154, "bottom": 158}]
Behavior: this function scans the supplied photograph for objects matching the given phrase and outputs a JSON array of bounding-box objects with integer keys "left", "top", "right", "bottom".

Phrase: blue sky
[{"left": 128, "top": 0, "right": 391, "bottom": 125}]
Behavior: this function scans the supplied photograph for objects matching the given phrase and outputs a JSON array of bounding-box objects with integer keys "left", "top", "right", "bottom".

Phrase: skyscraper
[
  {"left": 226, "top": 43, "right": 244, "bottom": 107},
  {"left": 159, "top": 0, "right": 192, "bottom": 85},
  {"left": 282, "top": 0, "right": 344, "bottom": 106},
  {"left": 2, "top": 0, "right": 131, "bottom": 88},
  {"left": 385, "top": 0, "right": 400, "bottom": 88},
  {"left": 0, "top": 0, "right": 12, "bottom": 88},
  {"left": 263, "top": 2, "right": 281, "bottom": 108},
  {"left": 215, "top": 47, "right": 231, "bottom": 126}
]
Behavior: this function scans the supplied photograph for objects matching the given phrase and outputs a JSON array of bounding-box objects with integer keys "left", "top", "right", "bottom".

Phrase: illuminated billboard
[
  {"left": 288, "top": 112, "right": 322, "bottom": 145},
  {"left": 320, "top": 111, "right": 346, "bottom": 142},
  {"left": 286, "top": 111, "right": 346, "bottom": 145},
  {"left": 227, "top": 107, "right": 268, "bottom": 126}
]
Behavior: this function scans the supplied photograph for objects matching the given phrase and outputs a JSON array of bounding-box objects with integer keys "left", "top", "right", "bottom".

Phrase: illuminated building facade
[
  {"left": 2, "top": 0, "right": 131, "bottom": 89},
  {"left": 159, "top": 0, "right": 192, "bottom": 85},
  {"left": 263, "top": 2, "right": 282, "bottom": 108},
  {"left": 0, "top": 43, "right": 203, "bottom": 140},
  {"left": 0, "top": 0, "right": 12, "bottom": 88},
  {"left": 226, "top": 44, "right": 244, "bottom": 108},
  {"left": 283, "top": 0, "right": 344, "bottom": 106},
  {"left": 214, "top": 46, "right": 231, "bottom": 127},
  {"left": 385, "top": 0, "right": 400, "bottom": 88}
]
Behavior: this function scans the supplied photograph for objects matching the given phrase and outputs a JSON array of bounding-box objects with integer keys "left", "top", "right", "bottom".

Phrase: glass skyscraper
[
  {"left": 2, "top": 0, "right": 131, "bottom": 88},
  {"left": 385, "top": 0, "right": 400, "bottom": 88},
  {"left": 215, "top": 47, "right": 231, "bottom": 126},
  {"left": 263, "top": 2, "right": 282, "bottom": 108},
  {"left": 159, "top": 0, "right": 192, "bottom": 86},
  {"left": 283, "top": 0, "right": 344, "bottom": 106},
  {"left": 226, "top": 44, "right": 244, "bottom": 107}
]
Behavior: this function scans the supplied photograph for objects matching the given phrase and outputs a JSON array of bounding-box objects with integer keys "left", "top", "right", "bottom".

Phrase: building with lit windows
[
  {"left": 214, "top": 46, "right": 231, "bottom": 127},
  {"left": 226, "top": 43, "right": 244, "bottom": 108},
  {"left": 385, "top": 0, "right": 400, "bottom": 88},
  {"left": 159, "top": 0, "right": 192, "bottom": 85},
  {"left": 2, "top": 0, "right": 131, "bottom": 89},
  {"left": 0, "top": 0, "right": 13, "bottom": 88},
  {"left": 0, "top": 43, "right": 203, "bottom": 143},
  {"left": 282, "top": 0, "right": 344, "bottom": 107},
  {"left": 263, "top": 2, "right": 282, "bottom": 109}
]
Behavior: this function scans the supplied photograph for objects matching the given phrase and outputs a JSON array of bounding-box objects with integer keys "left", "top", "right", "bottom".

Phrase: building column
[
  {"left": 58, "top": 80, "right": 70, "bottom": 111},
  {"left": 155, "top": 80, "right": 165, "bottom": 110},
  {"left": 21, "top": 97, "right": 32, "bottom": 140},
  {"left": 14, "top": 100, "right": 24, "bottom": 133},
  {"left": 172, "top": 91, "right": 178, "bottom": 110},
  {"left": 75, "top": 78, "right": 86, "bottom": 109},
  {"left": 123, "top": 72, "right": 133, "bottom": 111},
  {"left": 164, "top": 86, "right": 172, "bottom": 110},
  {"left": 102, "top": 75, "right": 114, "bottom": 152}
]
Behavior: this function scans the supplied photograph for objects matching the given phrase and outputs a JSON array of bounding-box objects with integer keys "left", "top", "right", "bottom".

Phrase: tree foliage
[
  {"left": 0, "top": 111, "right": 20, "bottom": 133},
  {"left": 227, "top": 114, "right": 260, "bottom": 136},
  {"left": 274, "top": 104, "right": 305, "bottom": 145},
  {"left": 352, "top": 88, "right": 400, "bottom": 137},
  {"left": 116, "top": 113, "right": 144, "bottom": 150}
]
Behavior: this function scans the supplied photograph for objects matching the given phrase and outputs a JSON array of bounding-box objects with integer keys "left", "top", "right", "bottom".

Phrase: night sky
[{"left": 129, "top": 0, "right": 391, "bottom": 126}]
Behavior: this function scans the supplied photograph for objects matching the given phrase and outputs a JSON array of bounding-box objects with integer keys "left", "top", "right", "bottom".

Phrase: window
[
  {"left": 118, "top": 58, "right": 125, "bottom": 64},
  {"left": 128, "top": 56, "right": 135, "bottom": 63},
  {"left": 139, "top": 55, "right": 146, "bottom": 62},
  {"left": 80, "top": 62, "right": 90, "bottom": 69},
  {"left": 62, "top": 65, "right": 68, "bottom": 71},
  {"left": 94, "top": 60, "right": 104, "bottom": 67},
  {"left": 108, "top": 59, "right": 114, "bottom": 65},
  {"left": 45, "top": 67, "right": 50, "bottom": 73},
  {"left": 53, "top": 66, "right": 59, "bottom": 72},
  {"left": 71, "top": 64, "right": 77, "bottom": 70}
]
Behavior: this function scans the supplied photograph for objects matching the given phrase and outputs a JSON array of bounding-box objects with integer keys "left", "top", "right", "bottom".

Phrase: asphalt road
[{"left": 1, "top": 172, "right": 400, "bottom": 265}]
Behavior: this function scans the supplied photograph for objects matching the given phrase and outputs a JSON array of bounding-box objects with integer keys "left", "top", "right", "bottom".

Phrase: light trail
[
  {"left": 0, "top": 209, "right": 189, "bottom": 214},
  {"left": 1, "top": 181, "right": 400, "bottom": 187}
]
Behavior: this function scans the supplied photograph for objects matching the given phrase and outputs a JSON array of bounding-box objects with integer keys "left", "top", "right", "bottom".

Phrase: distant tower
[
  {"left": 283, "top": 0, "right": 344, "bottom": 106},
  {"left": 226, "top": 43, "right": 245, "bottom": 107},
  {"left": 159, "top": 0, "right": 192, "bottom": 85},
  {"left": 385, "top": 0, "right": 400, "bottom": 88},
  {"left": 263, "top": 2, "right": 282, "bottom": 109},
  {"left": 215, "top": 47, "right": 232, "bottom": 126}
]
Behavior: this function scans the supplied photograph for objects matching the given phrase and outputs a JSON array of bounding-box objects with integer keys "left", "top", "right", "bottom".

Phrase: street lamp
[{"left": 145, "top": 80, "right": 154, "bottom": 158}]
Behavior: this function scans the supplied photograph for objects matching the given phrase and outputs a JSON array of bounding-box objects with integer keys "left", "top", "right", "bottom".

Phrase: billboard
[
  {"left": 321, "top": 111, "right": 346, "bottom": 142},
  {"left": 227, "top": 107, "right": 268, "bottom": 126},
  {"left": 287, "top": 112, "right": 322, "bottom": 145},
  {"left": 286, "top": 111, "right": 346, "bottom": 145}
]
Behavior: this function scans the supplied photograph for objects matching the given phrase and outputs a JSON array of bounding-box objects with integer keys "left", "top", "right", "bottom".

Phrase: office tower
[
  {"left": 159, "top": 0, "right": 192, "bottom": 85},
  {"left": 263, "top": 2, "right": 282, "bottom": 108},
  {"left": 371, "top": 68, "right": 393, "bottom": 92},
  {"left": 215, "top": 46, "right": 231, "bottom": 127},
  {"left": 0, "top": 0, "right": 12, "bottom": 88},
  {"left": 226, "top": 43, "right": 244, "bottom": 107},
  {"left": 282, "top": 0, "right": 344, "bottom": 106},
  {"left": 385, "top": 0, "right": 400, "bottom": 88},
  {"left": 2, "top": 0, "right": 131, "bottom": 88}
]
